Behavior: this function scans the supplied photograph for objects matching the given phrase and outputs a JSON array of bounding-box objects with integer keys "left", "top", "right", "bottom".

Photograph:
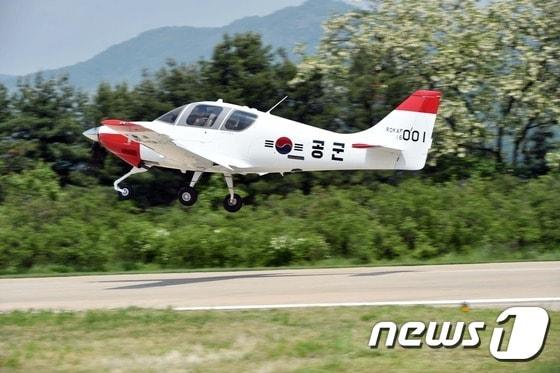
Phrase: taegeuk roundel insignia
[{"left": 275, "top": 136, "right": 293, "bottom": 154}]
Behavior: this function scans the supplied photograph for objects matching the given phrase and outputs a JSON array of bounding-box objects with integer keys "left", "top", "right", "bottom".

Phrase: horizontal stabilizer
[{"left": 352, "top": 143, "right": 403, "bottom": 152}]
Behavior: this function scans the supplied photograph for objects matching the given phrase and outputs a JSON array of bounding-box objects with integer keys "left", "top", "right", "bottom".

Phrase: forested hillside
[
  {"left": 0, "top": 0, "right": 558, "bottom": 274},
  {"left": 0, "top": 0, "right": 353, "bottom": 92}
]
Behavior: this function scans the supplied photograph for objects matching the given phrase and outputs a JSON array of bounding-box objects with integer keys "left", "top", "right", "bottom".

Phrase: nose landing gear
[{"left": 113, "top": 166, "right": 148, "bottom": 200}]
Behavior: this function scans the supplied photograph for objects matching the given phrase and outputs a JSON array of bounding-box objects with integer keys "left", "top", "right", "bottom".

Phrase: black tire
[
  {"left": 178, "top": 186, "right": 198, "bottom": 207},
  {"left": 223, "top": 193, "right": 243, "bottom": 212},
  {"left": 117, "top": 184, "right": 132, "bottom": 200}
]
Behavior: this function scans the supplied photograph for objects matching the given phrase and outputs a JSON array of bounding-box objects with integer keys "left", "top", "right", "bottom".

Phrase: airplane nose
[{"left": 83, "top": 127, "right": 99, "bottom": 142}]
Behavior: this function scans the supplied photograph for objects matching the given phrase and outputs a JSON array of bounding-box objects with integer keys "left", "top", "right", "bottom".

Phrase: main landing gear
[
  {"left": 178, "top": 172, "right": 243, "bottom": 213},
  {"left": 177, "top": 171, "right": 201, "bottom": 207},
  {"left": 222, "top": 174, "right": 243, "bottom": 213}
]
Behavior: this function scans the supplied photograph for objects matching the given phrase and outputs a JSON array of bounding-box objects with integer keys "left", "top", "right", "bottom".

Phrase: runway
[{"left": 1, "top": 261, "right": 559, "bottom": 311}]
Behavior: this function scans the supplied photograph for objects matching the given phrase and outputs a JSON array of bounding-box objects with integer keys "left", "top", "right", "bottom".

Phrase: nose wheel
[{"left": 117, "top": 184, "right": 132, "bottom": 200}]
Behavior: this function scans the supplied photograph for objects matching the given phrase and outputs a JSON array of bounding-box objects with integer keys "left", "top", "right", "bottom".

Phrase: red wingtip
[
  {"left": 101, "top": 119, "right": 130, "bottom": 126},
  {"left": 396, "top": 90, "right": 441, "bottom": 114}
]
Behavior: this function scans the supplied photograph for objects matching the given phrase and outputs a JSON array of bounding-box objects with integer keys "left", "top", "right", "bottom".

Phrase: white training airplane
[{"left": 83, "top": 90, "right": 441, "bottom": 212}]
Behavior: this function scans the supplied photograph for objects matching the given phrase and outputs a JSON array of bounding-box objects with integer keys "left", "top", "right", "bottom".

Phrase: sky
[{"left": 0, "top": 0, "right": 306, "bottom": 76}]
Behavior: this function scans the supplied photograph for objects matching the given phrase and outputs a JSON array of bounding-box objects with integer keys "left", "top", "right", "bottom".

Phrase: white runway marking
[{"left": 173, "top": 297, "right": 560, "bottom": 311}]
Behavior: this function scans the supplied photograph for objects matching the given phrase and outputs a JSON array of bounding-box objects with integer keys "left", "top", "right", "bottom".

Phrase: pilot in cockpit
[{"left": 190, "top": 106, "right": 208, "bottom": 126}]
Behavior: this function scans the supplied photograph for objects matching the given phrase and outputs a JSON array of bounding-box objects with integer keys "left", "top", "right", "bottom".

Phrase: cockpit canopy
[
  {"left": 157, "top": 105, "right": 186, "bottom": 124},
  {"left": 156, "top": 103, "right": 258, "bottom": 131}
]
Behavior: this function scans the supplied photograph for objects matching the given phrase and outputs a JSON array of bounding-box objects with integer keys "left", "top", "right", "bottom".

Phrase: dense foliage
[
  {"left": 301, "top": 0, "right": 560, "bottom": 174},
  {"left": 0, "top": 0, "right": 558, "bottom": 273},
  {"left": 0, "top": 166, "right": 558, "bottom": 273}
]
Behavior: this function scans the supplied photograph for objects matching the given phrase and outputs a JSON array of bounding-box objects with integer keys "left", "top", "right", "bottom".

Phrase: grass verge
[
  {"left": 0, "top": 306, "right": 558, "bottom": 372},
  {"left": 1, "top": 251, "right": 559, "bottom": 279}
]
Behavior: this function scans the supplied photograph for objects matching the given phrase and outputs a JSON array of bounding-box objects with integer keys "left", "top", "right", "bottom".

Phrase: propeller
[
  {"left": 90, "top": 141, "right": 106, "bottom": 167},
  {"left": 84, "top": 126, "right": 106, "bottom": 167}
]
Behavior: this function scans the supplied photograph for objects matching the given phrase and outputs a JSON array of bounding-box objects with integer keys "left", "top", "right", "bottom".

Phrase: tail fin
[{"left": 357, "top": 90, "right": 441, "bottom": 170}]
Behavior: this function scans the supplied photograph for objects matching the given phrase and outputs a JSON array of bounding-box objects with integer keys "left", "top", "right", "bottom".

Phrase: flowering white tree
[{"left": 295, "top": 0, "right": 559, "bottom": 168}]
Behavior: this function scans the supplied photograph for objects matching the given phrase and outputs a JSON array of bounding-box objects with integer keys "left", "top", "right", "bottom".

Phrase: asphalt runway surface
[{"left": 1, "top": 261, "right": 559, "bottom": 311}]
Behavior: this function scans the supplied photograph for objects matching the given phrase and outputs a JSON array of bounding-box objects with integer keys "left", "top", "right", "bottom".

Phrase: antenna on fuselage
[{"left": 266, "top": 96, "right": 288, "bottom": 114}]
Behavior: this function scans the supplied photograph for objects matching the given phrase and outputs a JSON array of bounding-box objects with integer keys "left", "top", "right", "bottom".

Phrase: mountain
[
  {"left": 0, "top": 0, "right": 353, "bottom": 92},
  {"left": 0, "top": 75, "right": 16, "bottom": 90}
]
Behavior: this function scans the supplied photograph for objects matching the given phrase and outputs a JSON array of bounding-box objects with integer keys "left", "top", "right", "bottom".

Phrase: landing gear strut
[
  {"left": 113, "top": 166, "right": 148, "bottom": 200},
  {"left": 178, "top": 171, "right": 202, "bottom": 206},
  {"left": 177, "top": 172, "right": 243, "bottom": 212},
  {"left": 223, "top": 173, "right": 243, "bottom": 213}
]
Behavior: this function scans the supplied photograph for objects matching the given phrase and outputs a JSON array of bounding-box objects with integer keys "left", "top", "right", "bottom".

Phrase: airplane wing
[
  {"left": 173, "top": 140, "right": 252, "bottom": 170},
  {"left": 101, "top": 119, "right": 252, "bottom": 170}
]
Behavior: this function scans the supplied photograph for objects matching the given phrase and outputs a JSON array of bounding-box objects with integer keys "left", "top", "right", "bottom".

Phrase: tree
[
  {"left": 201, "top": 33, "right": 295, "bottom": 111},
  {"left": 88, "top": 82, "right": 135, "bottom": 123},
  {"left": 294, "top": 0, "right": 559, "bottom": 173},
  {"left": 0, "top": 75, "right": 88, "bottom": 177},
  {"left": 0, "top": 84, "right": 10, "bottom": 124},
  {"left": 153, "top": 60, "right": 204, "bottom": 108}
]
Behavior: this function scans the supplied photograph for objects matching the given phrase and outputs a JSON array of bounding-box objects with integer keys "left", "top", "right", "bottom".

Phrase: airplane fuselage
[{"left": 93, "top": 101, "right": 433, "bottom": 175}]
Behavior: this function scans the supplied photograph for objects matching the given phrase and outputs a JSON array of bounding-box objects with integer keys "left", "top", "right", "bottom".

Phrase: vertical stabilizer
[{"left": 357, "top": 90, "right": 441, "bottom": 170}]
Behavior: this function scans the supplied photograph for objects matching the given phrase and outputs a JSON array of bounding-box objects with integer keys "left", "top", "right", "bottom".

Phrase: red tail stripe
[
  {"left": 352, "top": 143, "right": 378, "bottom": 149},
  {"left": 396, "top": 90, "right": 441, "bottom": 114}
]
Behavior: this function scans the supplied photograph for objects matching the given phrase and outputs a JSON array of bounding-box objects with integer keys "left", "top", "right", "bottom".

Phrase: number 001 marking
[{"left": 402, "top": 130, "right": 426, "bottom": 143}]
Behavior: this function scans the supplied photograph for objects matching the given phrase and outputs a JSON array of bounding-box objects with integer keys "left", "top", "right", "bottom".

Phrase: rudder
[{"left": 358, "top": 90, "right": 441, "bottom": 170}]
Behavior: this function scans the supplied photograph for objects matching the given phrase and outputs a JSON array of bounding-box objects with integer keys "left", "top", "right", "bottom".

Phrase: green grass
[
  {"left": 0, "top": 306, "right": 558, "bottom": 372},
  {"left": 1, "top": 252, "right": 559, "bottom": 279}
]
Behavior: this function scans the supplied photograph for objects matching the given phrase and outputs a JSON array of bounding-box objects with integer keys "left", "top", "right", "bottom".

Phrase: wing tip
[{"left": 101, "top": 118, "right": 132, "bottom": 126}]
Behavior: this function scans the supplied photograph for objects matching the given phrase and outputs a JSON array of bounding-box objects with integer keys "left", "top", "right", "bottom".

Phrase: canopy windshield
[{"left": 156, "top": 105, "right": 186, "bottom": 124}]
